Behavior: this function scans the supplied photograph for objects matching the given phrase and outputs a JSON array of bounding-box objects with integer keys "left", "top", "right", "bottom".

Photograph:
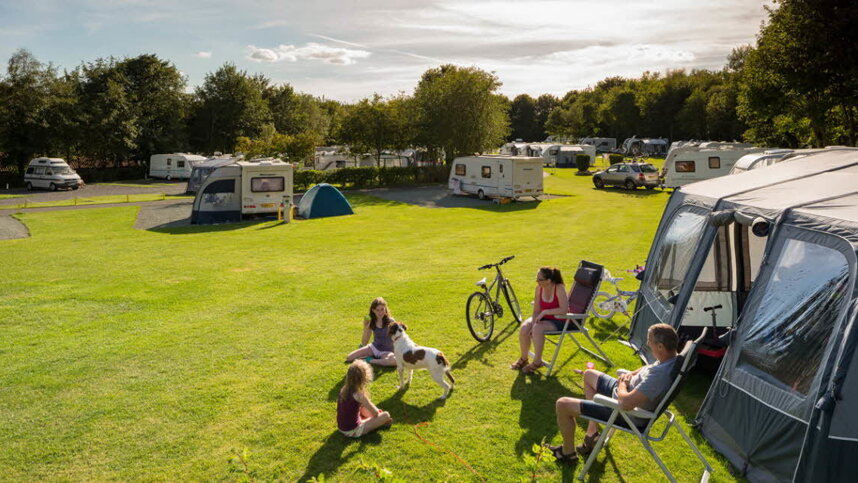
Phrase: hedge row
[{"left": 294, "top": 165, "right": 450, "bottom": 191}]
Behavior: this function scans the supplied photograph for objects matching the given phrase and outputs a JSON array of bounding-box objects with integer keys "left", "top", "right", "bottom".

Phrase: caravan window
[
  {"left": 26, "top": 167, "right": 34, "bottom": 174},
  {"left": 646, "top": 209, "right": 708, "bottom": 304},
  {"left": 737, "top": 239, "right": 849, "bottom": 395},
  {"left": 455, "top": 164, "right": 466, "bottom": 176},
  {"left": 177, "top": 161, "right": 185, "bottom": 168},
  {"left": 708, "top": 157, "right": 721, "bottom": 169},
  {"left": 482, "top": 166, "right": 491, "bottom": 178},
  {"left": 35, "top": 167, "right": 45, "bottom": 175},
  {"left": 203, "top": 179, "right": 235, "bottom": 194},
  {"left": 675, "top": 161, "right": 695, "bottom": 172},
  {"left": 167, "top": 159, "right": 172, "bottom": 166},
  {"left": 251, "top": 177, "right": 285, "bottom": 192}
]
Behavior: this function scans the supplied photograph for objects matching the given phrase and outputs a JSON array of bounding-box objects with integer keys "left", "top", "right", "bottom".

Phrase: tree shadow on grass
[
  {"left": 451, "top": 319, "right": 518, "bottom": 371},
  {"left": 593, "top": 186, "right": 668, "bottom": 198},
  {"left": 510, "top": 372, "right": 573, "bottom": 457},
  {"left": 297, "top": 430, "right": 384, "bottom": 483}
]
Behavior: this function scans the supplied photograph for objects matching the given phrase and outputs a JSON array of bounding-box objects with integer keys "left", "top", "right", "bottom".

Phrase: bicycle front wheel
[
  {"left": 590, "top": 291, "right": 617, "bottom": 319},
  {"left": 466, "top": 291, "right": 495, "bottom": 342},
  {"left": 502, "top": 280, "right": 522, "bottom": 323}
]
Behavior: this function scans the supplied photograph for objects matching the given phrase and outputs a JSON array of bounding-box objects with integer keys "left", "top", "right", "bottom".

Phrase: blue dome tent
[{"left": 298, "top": 183, "right": 353, "bottom": 219}]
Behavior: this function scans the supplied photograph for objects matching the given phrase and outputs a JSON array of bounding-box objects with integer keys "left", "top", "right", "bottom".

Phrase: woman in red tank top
[{"left": 510, "top": 266, "right": 568, "bottom": 374}]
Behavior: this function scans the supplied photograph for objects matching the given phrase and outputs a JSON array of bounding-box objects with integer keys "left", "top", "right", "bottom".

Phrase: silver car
[{"left": 593, "top": 163, "right": 660, "bottom": 190}]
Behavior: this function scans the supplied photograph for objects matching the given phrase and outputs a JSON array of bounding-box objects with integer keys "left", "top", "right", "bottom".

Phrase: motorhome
[
  {"left": 579, "top": 137, "right": 617, "bottom": 153},
  {"left": 662, "top": 142, "right": 764, "bottom": 188},
  {"left": 499, "top": 141, "right": 530, "bottom": 157},
  {"left": 448, "top": 155, "right": 543, "bottom": 200},
  {"left": 149, "top": 153, "right": 207, "bottom": 180},
  {"left": 621, "top": 136, "right": 669, "bottom": 156},
  {"left": 24, "top": 157, "right": 83, "bottom": 191},
  {"left": 191, "top": 159, "right": 294, "bottom": 224}
]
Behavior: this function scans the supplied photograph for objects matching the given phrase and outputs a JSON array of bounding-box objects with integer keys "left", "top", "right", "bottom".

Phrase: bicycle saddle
[{"left": 476, "top": 277, "right": 487, "bottom": 287}]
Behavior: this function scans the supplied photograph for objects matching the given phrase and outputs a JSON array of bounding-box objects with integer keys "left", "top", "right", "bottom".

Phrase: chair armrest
[
  {"left": 616, "top": 369, "right": 630, "bottom": 376},
  {"left": 592, "top": 394, "right": 657, "bottom": 419},
  {"left": 555, "top": 313, "right": 587, "bottom": 320},
  {"left": 592, "top": 394, "right": 621, "bottom": 409}
]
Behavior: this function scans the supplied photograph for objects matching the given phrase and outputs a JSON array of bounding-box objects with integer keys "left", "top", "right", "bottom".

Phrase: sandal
[
  {"left": 546, "top": 444, "right": 579, "bottom": 464},
  {"left": 522, "top": 361, "right": 545, "bottom": 374},
  {"left": 576, "top": 432, "right": 601, "bottom": 456},
  {"left": 510, "top": 358, "right": 528, "bottom": 370}
]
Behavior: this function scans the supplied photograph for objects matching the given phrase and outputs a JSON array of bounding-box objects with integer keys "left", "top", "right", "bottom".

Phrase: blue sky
[{"left": 0, "top": 0, "right": 771, "bottom": 102}]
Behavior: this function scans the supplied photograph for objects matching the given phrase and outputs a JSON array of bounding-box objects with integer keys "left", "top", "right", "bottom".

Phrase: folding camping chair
[
  {"left": 577, "top": 329, "right": 714, "bottom": 483},
  {"left": 531, "top": 260, "right": 613, "bottom": 376}
]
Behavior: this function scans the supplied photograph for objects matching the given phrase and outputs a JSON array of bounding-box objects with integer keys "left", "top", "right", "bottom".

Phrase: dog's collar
[{"left": 391, "top": 334, "right": 403, "bottom": 342}]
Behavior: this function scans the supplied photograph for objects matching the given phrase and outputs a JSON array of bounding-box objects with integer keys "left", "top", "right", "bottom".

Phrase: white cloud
[
  {"left": 195, "top": 51, "right": 212, "bottom": 58},
  {"left": 247, "top": 43, "right": 371, "bottom": 65}
]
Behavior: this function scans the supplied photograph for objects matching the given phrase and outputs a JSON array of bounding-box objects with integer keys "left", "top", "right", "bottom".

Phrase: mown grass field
[
  {"left": 0, "top": 193, "right": 191, "bottom": 210},
  {"left": 0, "top": 166, "right": 737, "bottom": 482}
]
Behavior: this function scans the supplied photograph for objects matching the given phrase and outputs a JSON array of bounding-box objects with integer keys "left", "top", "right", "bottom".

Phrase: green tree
[
  {"left": 189, "top": 63, "right": 271, "bottom": 153},
  {"left": 0, "top": 50, "right": 58, "bottom": 172},
  {"left": 76, "top": 59, "right": 139, "bottom": 165},
  {"left": 118, "top": 54, "right": 188, "bottom": 161},
  {"left": 533, "top": 94, "right": 559, "bottom": 141},
  {"left": 413, "top": 65, "right": 509, "bottom": 162},
  {"left": 509, "top": 94, "right": 538, "bottom": 141},
  {"left": 338, "top": 94, "right": 412, "bottom": 166}
]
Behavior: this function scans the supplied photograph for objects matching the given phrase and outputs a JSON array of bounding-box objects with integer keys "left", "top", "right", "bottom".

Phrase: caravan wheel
[
  {"left": 477, "top": 189, "right": 486, "bottom": 200},
  {"left": 166, "top": 175, "right": 172, "bottom": 181},
  {"left": 25, "top": 182, "right": 32, "bottom": 192}
]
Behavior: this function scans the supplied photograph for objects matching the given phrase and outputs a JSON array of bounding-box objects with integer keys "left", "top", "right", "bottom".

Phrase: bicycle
[
  {"left": 590, "top": 265, "right": 644, "bottom": 341},
  {"left": 465, "top": 256, "right": 522, "bottom": 342}
]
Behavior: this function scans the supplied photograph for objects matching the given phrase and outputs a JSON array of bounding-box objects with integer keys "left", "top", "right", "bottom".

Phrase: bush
[
  {"left": 575, "top": 154, "right": 591, "bottom": 172},
  {"left": 294, "top": 170, "right": 324, "bottom": 191},
  {"left": 294, "top": 165, "right": 450, "bottom": 192},
  {"left": 608, "top": 154, "right": 624, "bottom": 164}
]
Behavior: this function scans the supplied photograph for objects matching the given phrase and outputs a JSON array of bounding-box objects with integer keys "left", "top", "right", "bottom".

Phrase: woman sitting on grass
[
  {"left": 345, "top": 297, "right": 397, "bottom": 367},
  {"left": 337, "top": 360, "right": 392, "bottom": 438},
  {"left": 510, "top": 267, "right": 568, "bottom": 374}
]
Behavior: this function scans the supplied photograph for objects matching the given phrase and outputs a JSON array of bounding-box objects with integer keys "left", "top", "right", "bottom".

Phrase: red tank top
[{"left": 539, "top": 286, "right": 562, "bottom": 321}]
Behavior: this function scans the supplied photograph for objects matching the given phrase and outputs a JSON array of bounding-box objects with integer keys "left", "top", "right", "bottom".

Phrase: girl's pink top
[{"left": 538, "top": 286, "right": 562, "bottom": 321}]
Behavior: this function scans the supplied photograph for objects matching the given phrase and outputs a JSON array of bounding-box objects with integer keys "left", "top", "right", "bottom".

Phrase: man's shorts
[{"left": 579, "top": 373, "right": 647, "bottom": 431}]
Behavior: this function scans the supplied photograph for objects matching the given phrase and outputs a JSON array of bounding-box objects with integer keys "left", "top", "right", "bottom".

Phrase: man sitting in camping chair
[{"left": 549, "top": 323, "right": 679, "bottom": 463}]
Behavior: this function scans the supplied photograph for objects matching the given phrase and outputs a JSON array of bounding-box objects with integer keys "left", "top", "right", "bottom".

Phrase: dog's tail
[{"left": 437, "top": 352, "right": 455, "bottom": 384}]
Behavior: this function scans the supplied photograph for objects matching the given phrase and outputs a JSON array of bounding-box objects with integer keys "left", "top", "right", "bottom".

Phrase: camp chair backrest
[
  {"left": 650, "top": 329, "right": 707, "bottom": 421},
  {"left": 568, "top": 261, "right": 604, "bottom": 314}
]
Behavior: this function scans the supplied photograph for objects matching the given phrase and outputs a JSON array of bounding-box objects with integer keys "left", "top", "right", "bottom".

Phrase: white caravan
[
  {"left": 149, "top": 153, "right": 207, "bottom": 180},
  {"left": 579, "top": 137, "right": 617, "bottom": 153},
  {"left": 543, "top": 144, "right": 597, "bottom": 167},
  {"left": 448, "top": 155, "right": 543, "bottom": 200},
  {"left": 662, "top": 142, "right": 765, "bottom": 188},
  {"left": 24, "top": 157, "right": 83, "bottom": 191},
  {"left": 191, "top": 159, "right": 294, "bottom": 224}
]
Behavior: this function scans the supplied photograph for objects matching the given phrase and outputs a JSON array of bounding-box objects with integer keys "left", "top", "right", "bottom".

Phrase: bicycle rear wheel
[
  {"left": 590, "top": 291, "right": 617, "bottom": 319},
  {"left": 502, "top": 280, "right": 522, "bottom": 323},
  {"left": 466, "top": 291, "right": 495, "bottom": 342}
]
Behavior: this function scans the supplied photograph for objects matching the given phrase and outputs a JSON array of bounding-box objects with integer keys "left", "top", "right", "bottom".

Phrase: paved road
[
  {"left": 0, "top": 179, "right": 187, "bottom": 207},
  {"left": 0, "top": 183, "right": 562, "bottom": 238}
]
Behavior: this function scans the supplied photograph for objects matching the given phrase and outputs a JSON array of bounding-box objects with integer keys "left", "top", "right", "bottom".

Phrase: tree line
[{"left": 0, "top": 0, "right": 855, "bottom": 176}]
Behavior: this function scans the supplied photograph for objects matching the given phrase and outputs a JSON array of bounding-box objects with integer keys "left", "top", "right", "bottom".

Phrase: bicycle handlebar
[
  {"left": 703, "top": 304, "right": 723, "bottom": 312},
  {"left": 477, "top": 255, "right": 515, "bottom": 270}
]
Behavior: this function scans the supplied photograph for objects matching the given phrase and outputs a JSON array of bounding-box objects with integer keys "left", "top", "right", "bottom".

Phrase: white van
[
  {"left": 448, "top": 155, "right": 543, "bottom": 200},
  {"left": 662, "top": 142, "right": 765, "bottom": 188},
  {"left": 24, "top": 158, "right": 83, "bottom": 191},
  {"left": 149, "top": 153, "right": 207, "bottom": 180},
  {"left": 191, "top": 159, "right": 294, "bottom": 224}
]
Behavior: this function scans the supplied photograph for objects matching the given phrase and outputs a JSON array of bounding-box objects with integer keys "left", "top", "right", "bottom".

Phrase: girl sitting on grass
[
  {"left": 345, "top": 297, "right": 397, "bottom": 366},
  {"left": 337, "top": 360, "right": 392, "bottom": 438}
]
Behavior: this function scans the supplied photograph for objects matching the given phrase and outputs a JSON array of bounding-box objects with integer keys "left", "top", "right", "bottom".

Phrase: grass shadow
[
  {"left": 594, "top": 186, "right": 668, "bottom": 198},
  {"left": 378, "top": 388, "right": 446, "bottom": 425},
  {"left": 297, "top": 430, "right": 383, "bottom": 483},
  {"left": 451, "top": 319, "right": 518, "bottom": 371},
  {"left": 148, "top": 218, "right": 275, "bottom": 234},
  {"left": 510, "top": 371, "right": 573, "bottom": 457}
]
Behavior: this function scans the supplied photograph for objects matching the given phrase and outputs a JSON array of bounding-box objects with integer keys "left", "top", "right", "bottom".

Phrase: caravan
[
  {"left": 661, "top": 142, "right": 764, "bottom": 188},
  {"left": 626, "top": 148, "right": 858, "bottom": 482},
  {"left": 448, "top": 155, "right": 543, "bottom": 200},
  {"left": 579, "top": 137, "right": 617, "bottom": 153},
  {"left": 149, "top": 153, "right": 207, "bottom": 180},
  {"left": 191, "top": 159, "right": 294, "bottom": 224}
]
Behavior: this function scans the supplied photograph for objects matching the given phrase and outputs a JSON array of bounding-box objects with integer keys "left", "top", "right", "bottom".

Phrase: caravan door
[
  {"left": 498, "top": 159, "right": 513, "bottom": 197},
  {"left": 476, "top": 160, "right": 500, "bottom": 198}
]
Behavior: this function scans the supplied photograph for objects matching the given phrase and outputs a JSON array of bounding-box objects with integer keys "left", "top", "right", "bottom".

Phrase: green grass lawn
[
  {"left": 0, "top": 171, "right": 736, "bottom": 481},
  {"left": 0, "top": 194, "right": 26, "bottom": 200}
]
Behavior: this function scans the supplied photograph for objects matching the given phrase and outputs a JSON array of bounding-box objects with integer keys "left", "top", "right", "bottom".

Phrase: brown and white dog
[{"left": 388, "top": 322, "right": 455, "bottom": 399}]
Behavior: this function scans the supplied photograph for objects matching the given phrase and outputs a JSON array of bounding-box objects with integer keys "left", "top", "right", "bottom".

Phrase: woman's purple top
[
  {"left": 337, "top": 391, "right": 361, "bottom": 431},
  {"left": 371, "top": 322, "right": 394, "bottom": 352}
]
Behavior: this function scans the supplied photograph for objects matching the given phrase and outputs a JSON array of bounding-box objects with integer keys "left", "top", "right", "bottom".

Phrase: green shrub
[
  {"left": 608, "top": 153, "right": 624, "bottom": 164},
  {"left": 575, "top": 154, "right": 591, "bottom": 172},
  {"left": 294, "top": 170, "right": 324, "bottom": 191}
]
